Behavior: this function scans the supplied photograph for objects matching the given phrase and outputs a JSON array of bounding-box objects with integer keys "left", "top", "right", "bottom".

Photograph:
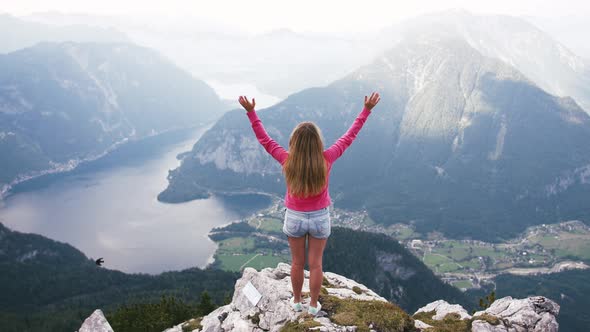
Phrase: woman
[{"left": 238, "top": 92, "right": 380, "bottom": 316}]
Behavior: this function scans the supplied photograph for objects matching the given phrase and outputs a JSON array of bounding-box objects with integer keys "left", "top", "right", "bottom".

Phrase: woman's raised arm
[
  {"left": 324, "top": 92, "right": 380, "bottom": 163},
  {"left": 239, "top": 96, "right": 288, "bottom": 165}
]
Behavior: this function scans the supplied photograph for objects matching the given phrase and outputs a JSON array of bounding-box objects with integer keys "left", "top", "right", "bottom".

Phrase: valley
[{"left": 207, "top": 196, "right": 590, "bottom": 291}]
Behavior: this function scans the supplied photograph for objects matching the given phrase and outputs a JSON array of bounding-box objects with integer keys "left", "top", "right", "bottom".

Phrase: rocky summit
[
  {"left": 78, "top": 263, "right": 561, "bottom": 331},
  {"left": 413, "top": 296, "right": 560, "bottom": 332},
  {"left": 164, "top": 262, "right": 415, "bottom": 332},
  {"left": 161, "top": 263, "right": 559, "bottom": 332}
]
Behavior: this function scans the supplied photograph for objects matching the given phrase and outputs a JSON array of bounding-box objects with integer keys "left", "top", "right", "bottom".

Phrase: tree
[{"left": 196, "top": 291, "right": 216, "bottom": 316}]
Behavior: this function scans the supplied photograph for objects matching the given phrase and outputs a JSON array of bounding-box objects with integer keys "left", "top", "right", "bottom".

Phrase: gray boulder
[
  {"left": 472, "top": 296, "right": 560, "bottom": 332},
  {"left": 413, "top": 296, "right": 560, "bottom": 332},
  {"left": 78, "top": 309, "right": 114, "bottom": 332},
  {"left": 414, "top": 299, "right": 472, "bottom": 320}
]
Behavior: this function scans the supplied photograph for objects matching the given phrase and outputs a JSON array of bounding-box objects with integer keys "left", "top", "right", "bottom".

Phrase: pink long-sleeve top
[{"left": 246, "top": 106, "right": 372, "bottom": 211}]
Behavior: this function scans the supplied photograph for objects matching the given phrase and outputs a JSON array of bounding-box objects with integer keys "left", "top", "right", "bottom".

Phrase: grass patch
[
  {"left": 413, "top": 311, "right": 502, "bottom": 331},
  {"left": 451, "top": 280, "right": 473, "bottom": 289},
  {"left": 412, "top": 310, "right": 471, "bottom": 332},
  {"left": 280, "top": 319, "right": 322, "bottom": 332},
  {"left": 473, "top": 313, "right": 501, "bottom": 326},
  {"left": 242, "top": 254, "right": 289, "bottom": 271},
  {"left": 256, "top": 217, "right": 285, "bottom": 233},
  {"left": 319, "top": 294, "right": 415, "bottom": 332},
  {"left": 437, "top": 262, "right": 462, "bottom": 273},
  {"left": 215, "top": 253, "right": 289, "bottom": 272},
  {"left": 423, "top": 254, "right": 454, "bottom": 266},
  {"left": 352, "top": 286, "right": 363, "bottom": 294},
  {"left": 215, "top": 253, "right": 258, "bottom": 271},
  {"left": 181, "top": 318, "right": 203, "bottom": 332},
  {"left": 217, "top": 237, "right": 255, "bottom": 254}
]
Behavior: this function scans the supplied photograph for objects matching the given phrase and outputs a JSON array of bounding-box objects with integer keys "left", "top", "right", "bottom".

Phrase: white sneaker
[
  {"left": 308, "top": 301, "right": 322, "bottom": 316},
  {"left": 290, "top": 297, "right": 303, "bottom": 312}
]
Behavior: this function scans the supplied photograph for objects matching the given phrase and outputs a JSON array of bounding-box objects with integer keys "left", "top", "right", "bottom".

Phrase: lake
[{"left": 0, "top": 126, "right": 271, "bottom": 274}]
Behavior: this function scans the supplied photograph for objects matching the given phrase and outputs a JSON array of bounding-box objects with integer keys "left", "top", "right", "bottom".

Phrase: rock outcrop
[
  {"left": 471, "top": 296, "right": 560, "bottom": 332},
  {"left": 78, "top": 263, "right": 560, "bottom": 332},
  {"left": 413, "top": 297, "right": 560, "bottom": 332},
  {"left": 78, "top": 309, "right": 114, "bottom": 332},
  {"left": 165, "top": 262, "right": 414, "bottom": 332}
]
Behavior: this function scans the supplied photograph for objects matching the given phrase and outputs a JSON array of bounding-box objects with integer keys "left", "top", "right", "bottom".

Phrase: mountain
[
  {"left": 0, "top": 222, "right": 238, "bottom": 332},
  {"left": 160, "top": 37, "right": 590, "bottom": 241},
  {"left": 0, "top": 42, "right": 226, "bottom": 193},
  {"left": 0, "top": 14, "right": 129, "bottom": 53},
  {"left": 380, "top": 10, "right": 590, "bottom": 113}
]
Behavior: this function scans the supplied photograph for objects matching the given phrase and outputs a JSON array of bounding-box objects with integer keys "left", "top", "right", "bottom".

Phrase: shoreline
[{"left": 0, "top": 123, "right": 211, "bottom": 202}]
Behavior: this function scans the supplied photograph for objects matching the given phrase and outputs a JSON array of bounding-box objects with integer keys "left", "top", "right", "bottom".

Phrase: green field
[
  {"left": 414, "top": 222, "right": 590, "bottom": 285},
  {"left": 451, "top": 280, "right": 473, "bottom": 289},
  {"left": 250, "top": 217, "right": 284, "bottom": 234},
  {"left": 215, "top": 253, "right": 259, "bottom": 271},
  {"left": 388, "top": 223, "right": 421, "bottom": 240},
  {"left": 242, "top": 254, "right": 289, "bottom": 271},
  {"left": 215, "top": 253, "right": 289, "bottom": 272},
  {"left": 530, "top": 234, "right": 590, "bottom": 260},
  {"left": 217, "top": 237, "right": 255, "bottom": 254}
]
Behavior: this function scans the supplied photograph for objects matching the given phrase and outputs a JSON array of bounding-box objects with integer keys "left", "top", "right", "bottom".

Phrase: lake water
[{"left": 0, "top": 127, "right": 271, "bottom": 274}]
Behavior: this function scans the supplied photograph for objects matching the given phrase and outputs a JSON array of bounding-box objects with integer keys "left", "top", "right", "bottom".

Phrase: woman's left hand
[{"left": 238, "top": 96, "right": 256, "bottom": 112}]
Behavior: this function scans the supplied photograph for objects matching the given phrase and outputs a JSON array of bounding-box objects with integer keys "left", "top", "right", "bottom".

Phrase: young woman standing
[{"left": 238, "top": 92, "right": 380, "bottom": 315}]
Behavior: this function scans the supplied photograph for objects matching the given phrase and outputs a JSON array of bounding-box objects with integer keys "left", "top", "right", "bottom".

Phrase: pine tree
[{"left": 196, "top": 291, "right": 216, "bottom": 316}]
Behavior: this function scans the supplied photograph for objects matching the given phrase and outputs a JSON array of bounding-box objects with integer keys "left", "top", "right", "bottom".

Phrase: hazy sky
[{"left": 4, "top": 0, "right": 590, "bottom": 33}]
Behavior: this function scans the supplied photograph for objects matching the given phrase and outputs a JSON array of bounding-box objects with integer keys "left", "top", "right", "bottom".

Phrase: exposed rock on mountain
[
  {"left": 156, "top": 263, "right": 558, "bottom": 332},
  {"left": 78, "top": 309, "right": 114, "bottom": 332},
  {"left": 414, "top": 296, "right": 560, "bottom": 332},
  {"left": 166, "top": 263, "right": 415, "bottom": 332}
]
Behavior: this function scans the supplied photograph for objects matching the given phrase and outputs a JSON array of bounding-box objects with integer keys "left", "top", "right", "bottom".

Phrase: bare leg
[
  {"left": 307, "top": 236, "right": 328, "bottom": 308},
  {"left": 288, "top": 235, "right": 307, "bottom": 303}
]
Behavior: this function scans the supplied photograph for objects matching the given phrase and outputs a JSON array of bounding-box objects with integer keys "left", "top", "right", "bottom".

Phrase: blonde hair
[{"left": 282, "top": 122, "right": 328, "bottom": 198}]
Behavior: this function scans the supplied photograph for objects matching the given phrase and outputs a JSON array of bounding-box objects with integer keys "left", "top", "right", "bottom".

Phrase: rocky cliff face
[{"left": 78, "top": 263, "right": 560, "bottom": 332}]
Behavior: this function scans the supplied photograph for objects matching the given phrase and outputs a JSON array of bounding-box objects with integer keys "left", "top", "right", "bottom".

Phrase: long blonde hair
[{"left": 282, "top": 122, "right": 328, "bottom": 198}]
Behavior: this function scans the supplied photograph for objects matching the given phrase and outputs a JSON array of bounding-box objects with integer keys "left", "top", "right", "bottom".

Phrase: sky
[{"left": 3, "top": 0, "right": 590, "bottom": 34}]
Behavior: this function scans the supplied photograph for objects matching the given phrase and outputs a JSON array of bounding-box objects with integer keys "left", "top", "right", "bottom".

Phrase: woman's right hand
[
  {"left": 364, "top": 92, "right": 380, "bottom": 111},
  {"left": 238, "top": 96, "right": 256, "bottom": 112}
]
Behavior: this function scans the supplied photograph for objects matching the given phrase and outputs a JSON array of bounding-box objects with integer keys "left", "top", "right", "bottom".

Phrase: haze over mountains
[
  {"left": 12, "top": 11, "right": 589, "bottom": 115},
  {"left": 0, "top": 14, "right": 128, "bottom": 53},
  {"left": 0, "top": 41, "right": 225, "bottom": 193},
  {"left": 380, "top": 10, "right": 590, "bottom": 113}
]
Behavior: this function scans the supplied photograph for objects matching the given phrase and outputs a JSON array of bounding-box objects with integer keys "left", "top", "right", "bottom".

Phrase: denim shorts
[{"left": 283, "top": 206, "right": 331, "bottom": 239}]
